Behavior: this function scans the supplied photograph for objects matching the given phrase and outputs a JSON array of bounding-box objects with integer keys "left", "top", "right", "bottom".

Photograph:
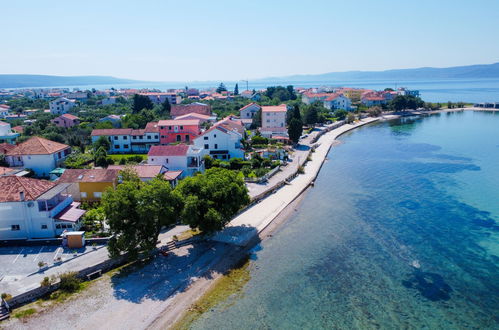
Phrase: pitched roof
[
  {"left": 163, "top": 170, "right": 182, "bottom": 181},
  {"left": 145, "top": 121, "right": 159, "bottom": 133},
  {"left": 261, "top": 104, "right": 287, "bottom": 113},
  {"left": 0, "top": 166, "right": 15, "bottom": 175},
  {"left": 174, "top": 113, "right": 213, "bottom": 120},
  {"left": 0, "top": 143, "right": 16, "bottom": 154},
  {"left": 157, "top": 119, "right": 200, "bottom": 126},
  {"left": 239, "top": 102, "right": 260, "bottom": 112},
  {"left": 91, "top": 128, "right": 133, "bottom": 136},
  {"left": 0, "top": 176, "right": 57, "bottom": 202},
  {"left": 171, "top": 103, "right": 211, "bottom": 117},
  {"left": 60, "top": 113, "right": 80, "bottom": 120},
  {"left": 108, "top": 164, "right": 165, "bottom": 178},
  {"left": 6, "top": 136, "right": 69, "bottom": 156},
  {"left": 58, "top": 169, "right": 120, "bottom": 183},
  {"left": 148, "top": 144, "right": 189, "bottom": 157},
  {"left": 12, "top": 126, "right": 24, "bottom": 133},
  {"left": 0, "top": 121, "right": 9, "bottom": 126}
]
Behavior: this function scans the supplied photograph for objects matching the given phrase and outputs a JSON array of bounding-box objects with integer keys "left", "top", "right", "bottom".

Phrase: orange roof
[
  {"left": 261, "top": 104, "right": 287, "bottom": 113},
  {"left": 239, "top": 102, "right": 260, "bottom": 112},
  {"left": 174, "top": 113, "right": 212, "bottom": 120},
  {"left": 60, "top": 113, "right": 80, "bottom": 120},
  {"left": 0, "top": 166, "right": 14, "bottom": 175},
  {"left": 157, "top": 119, "right": 200, "bottom": 126},
  {"left": 0, "top": 176, "right": 57, "bottom": 202},
  {"left": 6, "top": 136, "right": 69, "bottom": 156},
  {"left": 0, "top": 143, "right": 16, "bottom": 154},
  {"left": 163, "top": 170, "right": 182, "bottom": 180},
  {"left": 148, "top": 144, "right": 189, "bottom": 157}
]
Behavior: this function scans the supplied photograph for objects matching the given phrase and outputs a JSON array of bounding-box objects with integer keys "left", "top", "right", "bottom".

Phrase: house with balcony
[
  {"left": 0, "top": 176, "right": 86, "bottom": 240},
  {"left": 51, "top": 113, "right": 80, "bottom": 128},
  {"left": 260, "top": 104, "right": 288, "bottom": 138},
  {"left": 0, "top": 121, "right": 20, "bottom": 144},
  {"left": 158, "top": 119, "right": 201, "bottom": 144},
  {"left": 90, "top": 122, "right": 160, "bottom": 154},
  {"left": 147, "top": 144, "right": 205, "bottom": 177},
  {"left": 5, "top": 137, "right": 71, "bottom": 178},
  {"left": 49, "top": 97, "right": 76, "bottom": 115},
  {"left": 58, "top": 168, "right": 120, "bottom": 202},
  {"left": 194, "top": 119, "right": 245, "bottom": 160},
  {"left": 323, "top": 93, "right": 352, "bottom": 110},
  {"left": 108, "top": 164, "right": 182, "bottom": 186}
]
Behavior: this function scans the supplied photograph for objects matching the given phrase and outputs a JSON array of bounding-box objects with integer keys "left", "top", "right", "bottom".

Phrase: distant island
[
  {"left": 260, "top": 62, "right": 499, "bottom": 82},
  {"left": 0, "top": 74, "right": 141, "bottom": 89}
]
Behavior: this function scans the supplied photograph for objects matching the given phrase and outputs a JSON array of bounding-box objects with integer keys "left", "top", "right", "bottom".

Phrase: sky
[{"left": 1, "top": 0, "right": 499, "bottom": 82}]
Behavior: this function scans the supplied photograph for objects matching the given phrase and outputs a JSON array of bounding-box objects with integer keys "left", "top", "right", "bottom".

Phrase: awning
[{"left": 55, "top": 202, "right": 86, "bottom": 222}]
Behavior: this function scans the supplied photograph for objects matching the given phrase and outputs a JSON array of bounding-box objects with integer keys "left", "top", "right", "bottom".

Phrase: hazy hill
[{"left": 0, "top": 74, "right": 140, "bottom": 88}]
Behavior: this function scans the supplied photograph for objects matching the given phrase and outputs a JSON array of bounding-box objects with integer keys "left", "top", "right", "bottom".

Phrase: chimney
[{"left": 20, "top": 191, "right": 25, "bottom": 201}]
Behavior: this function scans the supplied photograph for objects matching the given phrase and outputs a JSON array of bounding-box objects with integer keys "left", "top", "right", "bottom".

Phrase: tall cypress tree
[{"left": 234, "top": 83, "right": 239, "bottom": 95}]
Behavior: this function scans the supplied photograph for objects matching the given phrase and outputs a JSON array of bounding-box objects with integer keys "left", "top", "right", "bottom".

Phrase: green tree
[
  {"left": 333, "top": 109, "right": 348, "bottom": 120},
  {"left": 93, "top": 136, "right": 110, "bottom": 152},
  {"left": 251, "top": 108, "right": 262, "bottom": 128},
  {"left": 103, "top": 174, "right": 181, "bottom": 259},
  {"left": 216, "top": 83, "right": 227, "bottom": 93},
  {"left": 94, "top": 146, "right": 109, "bottom": 168},
  {"left": 234, "top": 83, "right": 239, "bottom": 95},
  {"left": 132, "top": 94, "right": 154, "bottom": 113},
  {"left": 346, "top": 113, "right": 355, "bottom": 123},
  {"left": 288, "top": 118, "right": 303, "bottom": 144},
  {"left": 305, "top": 105, "right": 318, "bottom": 125},
  {"left": 176, "top": 168, "right": 250, "bottom": 233},
  {"left": 161, "top": 98, "right": 171, "bottom": 116}
]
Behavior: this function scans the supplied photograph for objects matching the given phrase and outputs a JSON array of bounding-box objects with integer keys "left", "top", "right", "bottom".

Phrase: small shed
[{"left": 62, "top": 231, "right": 85, "bottom": 249}]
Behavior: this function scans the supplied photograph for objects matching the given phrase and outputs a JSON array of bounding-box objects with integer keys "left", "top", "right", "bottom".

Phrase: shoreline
[{"left": 152, "top": 118, "right": 380, "bottom": 329}]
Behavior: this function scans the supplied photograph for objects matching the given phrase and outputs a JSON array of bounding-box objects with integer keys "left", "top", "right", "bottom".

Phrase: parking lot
[{"left": 0, "top": 244, "right": 108, "bottom": 295}]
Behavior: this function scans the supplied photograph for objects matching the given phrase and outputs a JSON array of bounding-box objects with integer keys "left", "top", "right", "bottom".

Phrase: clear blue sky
[{"left": 1, "top": 0, "right": 498, "bottom": 81}]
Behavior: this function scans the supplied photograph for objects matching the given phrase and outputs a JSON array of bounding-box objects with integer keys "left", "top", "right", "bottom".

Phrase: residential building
[
  {"left": 108, "top": 164, "right": 182, "bottom": 186},
  {"left": 0, "top": 142, "right": 16, "bottom": 155},
  {"left": 91, "top": 122, "right": 160, "bottom": 154},
  {"left": 361, "top": 92, "right": 387, "bottom": 107},
  {"left": 0, "top": 121, "right": 20, "bottom": 144},
  {"left": 260, "top": 104, "right": 288, "bottom": 138},
  {"left": 174, "top": 112, "right": 217, "bottom": 124},
  {"left": 194, "top": 120, "right": 244, "bottom": 160},
  {"left": 0, "top": 104, "right": 10, "bottom": 118},
  {"left": 239, "top": 102, "right": 261, "bottom": 119},
  {"left": 139, "top": 92, "right": 181, "bottom": 105},
  {"left": 99, "top": 114, "right": 122, "bottom": 127},
  {"left": 58, "top": 168, "right": 120, "bottom": 202},
  {"left": 323, "top": 94, "right": 352, "bottom": 110},
  {"left": 51, "top": 113, "right": 80, "bottom": 128},
  {"left": 0, "top": 176, "right": 86, "bottom": 240},
  {"left": 171, "top": 103, "right": 211, "bottom": 118},
  {"left": 5, "top": 137, "right": 71, "bottom": 177},
  {"left": 49, "top": 97, "right": 76, "bottom": 115},
  {"left": 101, "top": 96, "right": 117, "bottom": 105},
  {"left": 147, "top": 144, "right": 205, "bottom": 177},
  {"left": 158, "top": 119, "right": 201, "bottom": 144}
]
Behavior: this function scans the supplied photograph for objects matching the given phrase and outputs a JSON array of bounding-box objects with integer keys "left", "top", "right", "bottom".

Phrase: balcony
[{"left": 49, "top": 196, "right": 74, "bottom": 218}]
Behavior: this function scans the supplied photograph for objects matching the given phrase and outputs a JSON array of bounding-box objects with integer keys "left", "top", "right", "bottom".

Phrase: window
[
  {"left": 204, "top": 144, "right": 209, "bottom": 149},
  {"left": 214, "top": 134, "right": 217, "bottom": 138},
  {"left": 58, "top": 152, "right": 62, "bottom": 159},
  {"left": 124, "top": 144, "right": 129, "bottom": 149},
  {"left": 166, "top": 158, "right": 169, "bottom": 164},
  {"left": 123, "top": 136, "right": 128, "bottom": 140},
  {"left": 180, "top": 126, "right": 184, "bottom": 130},
  {"left": 185, "top": 135, "right": 190, "bottom": 142},
  {"left": 169, "top": 126, "right": 172, "bottom": 130},
  {"left": 147, "top": 135, "right": 151, "bottom": 140},
  {"left": 176, "top": 135, "right": 181, "bottom": 142},
  {"left": 41, "top": 224, "right": 48, "bottom": 229},
  {"left": 114, "top": 136, "right": 118, "bottom": 140},
  {"left": 214, "top": 144, "right": 218, "bottom": 149},
  {"left": 94, "top": 192, "right": 102, "bottom": 198},
  {"left": 55, "top": 224, "right": 61, "bottom": 229},
  {"left": 154, "top": 135, "right": 158, "bottom": 139},
  {"left": 133, "top": 136, "right": 137, "bottom": 140},
  {"left": 204, "top": 136, "right": 208, "bottom": 140},
  {"left": 115, "top": 145, "right": 120, "bottom": 149},
  {"left": 11, "top": 225, "right": 20, "bottom": 231},
  {"left": 81, "top": 192, "right": 87, "bottom": 198}
]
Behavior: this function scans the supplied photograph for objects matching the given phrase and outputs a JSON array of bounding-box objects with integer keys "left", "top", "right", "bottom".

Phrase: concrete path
[{"left": 212, "top": 118, "right": 379, "bottom": 246}]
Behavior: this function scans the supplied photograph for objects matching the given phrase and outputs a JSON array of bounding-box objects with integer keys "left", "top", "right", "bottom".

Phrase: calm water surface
[{"left": 192, "top": 111, "right": 499, "bottom": 329}]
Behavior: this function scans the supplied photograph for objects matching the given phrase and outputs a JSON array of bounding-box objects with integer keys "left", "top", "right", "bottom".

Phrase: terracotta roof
[
  {"left": 12, "top": 126, "right": 24, "bottom": 133},
  {"left": 108, "top": 165, "right": 165, "bottom": 178},
  {"left": 174, "top": 113, "right": 213, "bottom": 120},
  {"left": 148, "top": 144, "right": 189, "bottom": 157},
  {"left": 145, "top": 121, "right": 159, "bottom": 133},
  {"left": 0, "top": 143, "right": 16, "bottom": 154},
  {"left": 59, "top": 169, "right": 120, "bottom": 183},
  {"left": 0, "top": 176, "right": 57, "bottom": 202},
  {"left": 54, "top": 201, "right": 86, "bottom": 222},
  {"left": 261, "top": 104, "right": 287, "bottom": 113},
  {"left": 6, "top": 136, "right": 69, "bottom": 156},
  {"left": 171, "top": 103, "right": 211, "bottom": 117},
  {"left": 0, "top": 121, "right": 8, "bottom": 126},
  {"left": 157, "top": 119, "right": 200, "bottom": 127},
  {"left": 0, "top": 166, "right": 14, "bottom": 175},
  {"left": 91, "top": 128, "right": 133, "bottom": 136},
  {"left": 163, "top": 170, "right": 182, "bottom": 180},
  {"left": 239, "top": 102, "right": 260, "bottom": 112},
  {"left": 0, "top": 104, "right": 10, "bottom": 109},
  {"left": 60, "top": 113, "right": 80, "bottom": 120}
]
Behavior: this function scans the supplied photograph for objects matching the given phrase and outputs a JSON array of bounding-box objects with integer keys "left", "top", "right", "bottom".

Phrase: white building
[
  {"left": 260, "top": 104, "right": 288, "bottom": 138},
  {"left": 0, "top": 104, "right": 10, "bottom": 118},
  {"left": 49, "top": 97, "right": 76, "bottom": 115},
  {"left": 239, "top": 102, "right": 261, "bottom": 119},
  {"left": 194, "top": 120, "right": 244, "bottom": 160},
  {"left": 5, "top": 136, "right": 71, "bottom": 178},
  {"left": 0, "top": 176, "right": 85, "bottom": 240},
  {"left": 101, "top": 97, "right": 117, "bottom": 105},
  {"left": 91, "top": 122, "right": 160, "bottom": 154},
  {"left": 147, "top": 144, "right": 205, "bottom": 177},
  {"left": 323, "top": 94, "right": 352, "bottom": 110},
  {"left": 0, "top": 121, "right": 20, "bottom": 144}
]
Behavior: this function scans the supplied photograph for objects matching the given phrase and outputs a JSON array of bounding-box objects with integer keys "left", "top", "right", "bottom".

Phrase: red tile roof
[
  {"left": 12, "top": 126, "right": 24, "bottom": 133},
  {"left": 239, "top": 102, "right": 260, "bottom": 112},
  {"left": 157, "top": 119, "right": 200, "bottom": 127},
  {"left": 145, "top": 121, "right": 159, "bottom": 133},
  {"left": 148, "top": 144, "right": 189, "bottom": 157},
  {"left": 174, "top": 113, "right": 212, "bottom": 120},
  {"left": 171, "top": 103, "right": 211, "bottom": 117},
  {"left": 6, "top": 136, "right": 69, "bottom": 156},
  {"left": 91, "top": 128, "right": 133, "bottom": 136},
  {"left": 60, "top": 113, "right": 80, "bottom": 120},
  {"left": 58, "top": 169, "right": 120, "bottom": 183},
  {"left": 0, "top": 166, "right": 14, "bottom": 175},
  {"left": 0, "top": 143, "right": 16, "bottom": 155},
  {"left": 0, "top": 176, "right": 57, "bottom": 202},
  {"left": 261, "top": 104, "right": 288, "bottom": 113},
  {"left": 163, "top": 170, "right": 182, "bottom": 180}
]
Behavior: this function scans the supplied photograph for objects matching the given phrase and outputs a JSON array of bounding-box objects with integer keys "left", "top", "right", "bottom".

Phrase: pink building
[
  {"left": 51, "top": 114, "right": 80, "bottom": 128},
  {"left": 158, "top": 119, "right": 201, "bottom": 144}
]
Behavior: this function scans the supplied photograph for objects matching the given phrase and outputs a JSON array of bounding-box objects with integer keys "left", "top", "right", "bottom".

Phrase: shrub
[
  {"left": 38, "top": 261, "right": 46, "bottom": 268},
  {"left": 262, "top": 159, "right": 272, "bottom": 168},
  {"left": 40, "top": 276, "right": 52, "bottom": 287},
  {"left": 297, "top": 166, "right": 305, "bottom": 174},
  {"left": 1, "top": 292, "right": 12, "bottom": 301},
  {"left": 59, "top": 272, "right": 81, "bottom": 293}
]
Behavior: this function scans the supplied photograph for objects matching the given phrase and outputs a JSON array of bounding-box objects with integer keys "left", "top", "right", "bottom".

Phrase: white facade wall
[
  {"left": 194, "top": 129, "right": 244, "bottom": 160},
  {"left": 49, "top": 98, "right": 76, "bottom": 115},
  {"left": 148, "top": 149, "right": 205, "bottom": 177},
  {"left": 262, "top": 111, "right": 286, "bottom": 130},
  {"left": 324, "top": 95, "right": 352, "bottom": 110},
  {"left": 7, "top": 152, "right": 68, "bottom": 177},
  {"left": 240, "top": 104, "right": 260, "bottom": 119}
]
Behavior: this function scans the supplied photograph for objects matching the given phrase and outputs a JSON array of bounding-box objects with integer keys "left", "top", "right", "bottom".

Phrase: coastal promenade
[{"left": 212, "top": 117, "right": 379, "bottom": 246}]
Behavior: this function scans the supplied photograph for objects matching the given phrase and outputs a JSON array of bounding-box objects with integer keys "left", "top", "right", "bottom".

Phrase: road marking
[
  {"left": 33, "top": 246, "right": 44, "bottom": 261},
  {"left": 12, "top": 248, "right": 24, "bottom": 263}
]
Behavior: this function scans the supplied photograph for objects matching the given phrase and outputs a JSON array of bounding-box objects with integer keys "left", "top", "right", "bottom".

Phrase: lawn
[{"left": 107, "top": 154, "right": 147, "bottom": 162}]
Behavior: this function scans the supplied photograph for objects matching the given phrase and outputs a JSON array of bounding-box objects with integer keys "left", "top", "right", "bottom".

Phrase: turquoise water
[{"left": 191, "top": 111, "right": 499, "bottom": 329}]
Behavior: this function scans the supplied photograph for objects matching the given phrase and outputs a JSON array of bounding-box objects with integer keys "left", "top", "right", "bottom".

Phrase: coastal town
[{"left": 0, "top": 83, "right": 495, "bottom": 327}]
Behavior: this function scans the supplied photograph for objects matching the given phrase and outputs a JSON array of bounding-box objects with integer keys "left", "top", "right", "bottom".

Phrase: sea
[
  {"left": 18, "top": 78, "right": 499, "bottom": 103},
  {"left": 190, "top": 110, "right": 499, "bottom": 329}
]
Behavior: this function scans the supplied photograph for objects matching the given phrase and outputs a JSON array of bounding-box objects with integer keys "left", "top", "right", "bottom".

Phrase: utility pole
[{"left": 241, "top": 80, "right": 249, "bottom": 91}]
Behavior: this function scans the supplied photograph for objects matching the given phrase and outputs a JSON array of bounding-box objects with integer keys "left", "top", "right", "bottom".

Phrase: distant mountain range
[
  {"left": 1, "top": 63, "right": 499, "bottom": 89},
  {"left": 261, "top": 62, "right": 499, "bottom": 82},
  {"left": 0, "top": 74, "right": 140, "bottom": 89}
]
